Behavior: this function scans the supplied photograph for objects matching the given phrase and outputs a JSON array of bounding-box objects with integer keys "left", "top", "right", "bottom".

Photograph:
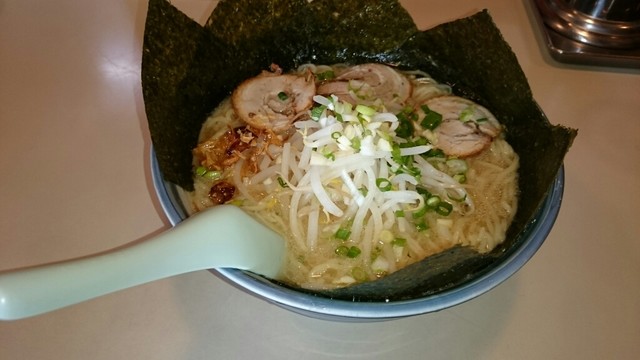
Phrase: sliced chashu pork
[
  {"left": 317, "top": 63, "right": 412, "bottom": 105},
  {"left": 232, "top": 65, "right": 315, "bottom": 132},
  {"left": 421, "top": 96, "right": 502, "bottom": 157}
]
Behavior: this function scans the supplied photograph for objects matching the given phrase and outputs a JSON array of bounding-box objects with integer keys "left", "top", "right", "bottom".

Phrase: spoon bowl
[{"left": 0, "top": 205, "right": 285, "bottom": 321}]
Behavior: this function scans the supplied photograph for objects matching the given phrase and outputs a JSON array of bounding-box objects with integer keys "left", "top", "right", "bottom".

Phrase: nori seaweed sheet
[{"left": 142, "top": 0, "right": 577, "bottom": 301}]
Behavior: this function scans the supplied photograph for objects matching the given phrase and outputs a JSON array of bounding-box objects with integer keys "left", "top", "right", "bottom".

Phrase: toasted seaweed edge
[
  {"left": 142, "top": 0, "right": 577, "bottom": 301},
  {"left": 142, "top": 0, "right": 214, "bottom": 190}
]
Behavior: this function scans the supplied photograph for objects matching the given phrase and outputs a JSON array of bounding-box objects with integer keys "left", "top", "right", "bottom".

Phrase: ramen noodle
[{"left": 189, "top": 63, "right": 519, "bottom": 290}]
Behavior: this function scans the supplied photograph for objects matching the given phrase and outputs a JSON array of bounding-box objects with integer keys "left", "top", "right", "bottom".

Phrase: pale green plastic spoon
[{"left": 0, "top": 205, "right": 285, "bottom": 320}]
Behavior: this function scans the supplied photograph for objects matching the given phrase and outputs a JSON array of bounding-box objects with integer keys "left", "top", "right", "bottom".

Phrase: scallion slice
[
  {"left": 435, "top": 201, "right": 453, "bottom": 216},
  {"left": 355, "top": 104, "right": 376, "bottom": 116},
  {"left": 316, "top": 70, "right": 335, "bottom": 81},
  {"left": 351, "top": 137, "right": 361, "bottom": 151},
  {"left": 395, "top": 111, "right": 414, "bottom": 139},
  {"left": 453, "top": 173, "right": 467, "bottom": 184},
  {"left": 351, "top": 267, "right": 367, "bottom": 281},
  {"left": 324, "top": 151, "right": 335, "bottom": 161},
  {"left": 420, "top": 105, "right": 443, "bottom": 130},
  {"left": 310, "top": 105, "right": 326, "bottom": 120},
  {"left": 346, "top": 246, "right": 361, "bottom": 258},
  {"left": 335, "top": 245, "right": 349, "bottom": 256},
  {"left": 203, "top": 170, "right": 222, "bottom": 180},
  {"left": 446, "top": 158, "right": 468, "bottom": 174},
  {"left": 277, "top": 176, "right": 289, "bottom": 188},
  {"left": 412, "top": 204, "right": 428, "bottom": 218},
  {"left": 335, "top": 228, "right": 351, "bottom": 240},
  {"left": 426, "top": 195, "right": 441, "bottom": 208},
  {"left": 415, "top": 220, "right": 429, "bottom": 231},
  {"left": 376, "top": 178, "right": 392, "bottom": 191}
]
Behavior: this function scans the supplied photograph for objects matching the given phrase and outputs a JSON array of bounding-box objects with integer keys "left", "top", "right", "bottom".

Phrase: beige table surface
[{"left": 1, "top": 1, "right": 639, "bottom": 359}]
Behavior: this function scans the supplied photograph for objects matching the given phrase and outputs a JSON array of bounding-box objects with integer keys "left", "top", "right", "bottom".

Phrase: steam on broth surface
[{"left": 189, "top": 63, "right": 519, "bottom": 290}]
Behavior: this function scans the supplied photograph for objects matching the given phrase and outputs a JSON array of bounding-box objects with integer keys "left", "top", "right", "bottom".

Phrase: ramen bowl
[
  {"left": 143, "top": 0, "right": 575, "bottom": 321},
  {"left": 151, "top": 149, "right": 565, "bottom": 321}
]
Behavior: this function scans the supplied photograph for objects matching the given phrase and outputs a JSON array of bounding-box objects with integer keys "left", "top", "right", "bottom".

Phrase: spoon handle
[{"left": 0, "top": 206, "right": 284, "bottom": 320}]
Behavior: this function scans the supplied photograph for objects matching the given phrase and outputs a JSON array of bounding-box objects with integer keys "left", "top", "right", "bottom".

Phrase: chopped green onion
[
  {"left": 324, "top": 151, "right": 335, "bottom": 161},
  {"left": 346, "top": 246, "right": 361, "bottom": 258},
  {"left": 400, "top": 105, "right": 418, "bottom": 120},
  {"left": 376, "top": 178, "right": 392, "bottom": 191},
  {"left": 277, "top": 91, "right": 288, "bottom": 101},
  {"left": 351, "top": 137, "right": 361, "bottom": 151},
  {"left": 416, "top": 186, "right": 431, "bottom": 197},
  {"left": 414, "top": 136, "right": 429, "bottom": 146},
  {"left": 203, "top": 170, "right": 222, "bottom": 180},
  {"left": 371, "top": 246, "right": 382, "bottom": 260},
  {"left": 459, "top": 105, "right": 476, "bottom": 122},
  {"left": 378, "top": 130, "right": 392, "bottom": 142},
  {"left": 336, "top": 245, "right": 361, "bottom": 258},
  {"left": 391, "top": 144, "right": 422, "bottom": 178},
  {"left": 426, "top": 195, "right": 441, "bottom": 208},
  {"left": 316, "top": 70, "right": 335, "bottom": 81},
  {"left": 420, "top": 105, "right": 443, "bottom": 130},
  {"left": 355, "top": 104, "right": 376, "bottom": 116},
  {"left": 391, "top": 144, "right": 403, "bottom": 162},
  {"left": 335, "top": 228, "right": 351, "bottom": 240},
  {"left": 446, "top": 158, "right": 468, "bottom": 174},
  {"left": 331, "top": 131, "right": 341, "bottom": 140},
  {"left": 380, "top": 230, "right": 394, "bottom": 243},
  {"left": 415, "top": 220, "right": 429, "bottom": 231},
  {"left": 351, "top": 267, "right": 367, "bottom": 282},
  {"left": 335, "top": 245, "right": 349, "bottom": 256},
  {"left": 476, "top": 117, "right": 488, "bottom": 123},
  {"left": 310, "top": 105, "right": 326, "bottom": 120},
  {"left": 412, "top": 204, "right": 428, "bottom": 218},
  {"left": 359, "top": 186, "right": 368, "bottom": 196},
  {"left": 194, "top": 165, "right": 222, "bottom": 180},
  {"left": 391, "top": 144, "right": 410, "bottom": 166},
  {"left": 405, "top": 166, "right": 421, "bottom": 178},
  {"left": 453, "top": 174, "right": 467, "bottom": 184},
  {"left": 435, "top": 201, "right": 453, "bottom": 216},
  {"left": 392, "top": 238, "right": 407, "bottom": 247},
  {"left": 277, "top": 176, "right": 289, "bottom": 188},
  {"left": 423, "top": 148, "right": 445, "bottom": 158},
  {"left": 395, "top": 111, "right": 414, "bottom": 139},
  {"left": 394, "top": 210, "right": 405, "bottom": 218}
]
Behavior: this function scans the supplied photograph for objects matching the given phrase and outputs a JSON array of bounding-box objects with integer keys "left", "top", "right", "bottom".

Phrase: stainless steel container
[
  {"left": 568, "top": 0, "right": 640, "bottom": 22},
  {"left": 531, "top": 0, "right": 640, "bottom": 67}
]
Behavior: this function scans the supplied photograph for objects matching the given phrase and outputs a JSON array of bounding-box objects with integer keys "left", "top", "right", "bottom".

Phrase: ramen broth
[{"left": 189, "top": 64, "right": 519, "bottom": 290}]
